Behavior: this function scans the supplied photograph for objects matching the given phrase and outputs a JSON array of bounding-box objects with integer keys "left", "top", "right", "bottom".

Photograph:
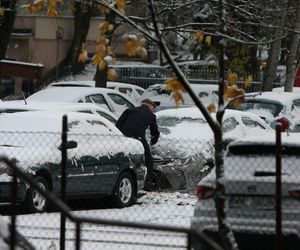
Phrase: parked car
[
  {"left": 151, "top": 107, "right": 271, "bottom": 192},
  {"left": 26, "top": 87, "right": 137, "bottom": 117},
  {"left": 230, "top": 91, "right": 300, "bottom": 131},
  {"left": 47, "top": 81, "right": 145, "bottom": 103},
  {"left": 191, "top": 132, "right": 300, "bottom": 250},
  {"left": 0, "top": 101, "right": 118, "bottom": 124},
  {"left": 0, "top": 111, "right": 146, "bottom": 213},
  {"left": 140, "top": 84, "right": 219, "bottom": 110},
  {"left": 272, "top": 86, "right": 300, "bottom": 93}
]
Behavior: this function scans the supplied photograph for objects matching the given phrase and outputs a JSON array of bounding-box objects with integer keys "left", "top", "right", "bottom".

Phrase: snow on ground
[{"left": 3, "top": 191, "right": 197, "bottom": 249}]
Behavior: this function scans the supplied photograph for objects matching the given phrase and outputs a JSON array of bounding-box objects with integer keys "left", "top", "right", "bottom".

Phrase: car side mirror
[{"left": 58, "top": 140, "right": 78, "bottom": 150}]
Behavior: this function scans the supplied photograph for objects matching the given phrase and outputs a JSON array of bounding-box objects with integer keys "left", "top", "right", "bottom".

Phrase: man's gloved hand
[{"left": 150, "top": 136, "right": 158, "bottom": 145}]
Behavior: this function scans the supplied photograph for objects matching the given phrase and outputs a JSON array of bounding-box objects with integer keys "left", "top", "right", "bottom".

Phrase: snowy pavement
[{"left": 3, "top": 191, "right": 198, "bottom": 249}]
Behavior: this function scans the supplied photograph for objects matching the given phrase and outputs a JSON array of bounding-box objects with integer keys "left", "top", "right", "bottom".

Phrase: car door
[{"left": 66, "top": 118, "right": 120, "bottom": 194}]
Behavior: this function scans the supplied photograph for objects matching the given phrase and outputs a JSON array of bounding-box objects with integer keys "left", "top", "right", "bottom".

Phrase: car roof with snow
[
  {"left": 0, "top": 100, "right": 118, "bottom": 121},
  {"left": 156, "top": 106, "right": 268, "bottom": 123},
  {"left": 26, "top": 87, "right": 132, "bottom": 103},
  {"left": 250, "top": 91, "right": 300, "bottom": 105},
  {"left": 0, "top": 111, "right": 121, "bottom": 134},
  {"left": 48, "top": 80, "right": 145, "bottom": 90}
]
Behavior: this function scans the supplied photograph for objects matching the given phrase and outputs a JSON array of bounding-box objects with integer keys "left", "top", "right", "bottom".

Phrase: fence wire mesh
[
  {"left": 3, "top": 122, "right": 299, "bottom": 250},
  {"left": 0, "top": 128, "right": 218, "bottom": 250},
  {"left": 191, "top": 140, "right": 300, "bottom": 250}
]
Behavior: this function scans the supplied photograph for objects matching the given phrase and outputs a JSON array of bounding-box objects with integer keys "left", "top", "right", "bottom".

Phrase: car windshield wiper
[
  {"left": 0, "top": 144, "right": 22, "bottom": 148},
  {"left": 254, "top": 171, "right": 287, "bottom": 177}
]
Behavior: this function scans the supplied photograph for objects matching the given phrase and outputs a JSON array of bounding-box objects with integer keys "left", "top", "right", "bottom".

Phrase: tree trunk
[
  {"left": 215, "top": 1, "right": 239, "bottom": 249},
  {"left": 0, "top": 0, "right": 17, "bottom": 59},
  {"left": 60, "top": 1, "right": 92, "bottom": 75},
  {"left": 285, "top": 0, "right": 300, "bottom": 92},
  {"left": 263, "top": 1, "right": 288, "bottom": 91},
  {"left": 95, "top": 10, "right": 117, "bottom": 88}
]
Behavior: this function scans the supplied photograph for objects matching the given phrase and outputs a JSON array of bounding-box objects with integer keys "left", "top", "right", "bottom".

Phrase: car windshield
[{"left": 238, "top": 101, "right": 282, "bottom": 117}]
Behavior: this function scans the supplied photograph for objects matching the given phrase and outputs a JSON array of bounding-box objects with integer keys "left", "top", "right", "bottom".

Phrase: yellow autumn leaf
[
  {"left": 116, "top": 0, "right": 127, "bottom": 11},
  {"left": 165, "top": 78, "right": 186, "bottom": 92},
  {"left": 231, "top": 96, "right": 244, "bottom": 108},
  {"left": 0, "top": 7, "right": 5, "bottom": 16},
  {"left": 107, "top": 45, "right": 113, "bottom": 54},
  {"left": 47, "top": 8, "right": 57, "bottom": 17},
  {"left": 139, "top": 38, "right": 146, "bottom": 46},
  {"left": 227, "top": 73, "right": 238, "bottom": 85},
  {"left": 107, "top": 24, "right": 114, "bottom": 32},
  {"left": 24, "top": 3, "right": 37, "bottom": 12},
  {"left": 99, "top": 21, "right": 109, "bottom": 33},
  {"left": 98, "top": 34, "right": 107, "bottom": 45},
  {"left": 108, "top": 69, "right": 118, "bottom": 81},
  {"left": 172, "top": 91, "right": 184, "bottom": 106},
  {"left": 261, "top": 62, "right": 267, "bottom": 69},
  {"left": 224, "top": 85, "right": 238, "bottom": 100},
  {"left": 207, "top": 103, "right": 217, "bottom": 113},
  {"left": 92, "top": 55, "right": 102, "bottom": 66},
  {"left": 137, "top": 47, "right": 148, "bottom": 60},
  {"left": 98, "top": 59, "right": 108, "bottom": 69},
  {"left": 36, "top": 0, "right": 46, "bottom": 10},
  {"left": 78, "top": 50, "right": 88, "bottom": 63},
  {"left": 205, "top": 36, "right": 211, "bottom": 46},
  {"left": 125, "top": 40, "right": 138, "bottom": 57},
  {"left": 236, "top": 88, "right": 245, "bottom": 97},
  {"left": 244, "top": 75, "right": 253, "bottom": 88},
  {"left": 195, "top": 30, "right": 204, "bottom": 42}
]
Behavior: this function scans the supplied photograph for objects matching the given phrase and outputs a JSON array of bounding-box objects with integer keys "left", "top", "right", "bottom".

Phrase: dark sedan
[{"left": 0, "top": 111, "right": 146, "bottom": 213}]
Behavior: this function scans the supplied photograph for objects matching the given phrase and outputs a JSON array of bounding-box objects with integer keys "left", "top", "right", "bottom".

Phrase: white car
[
  {"left": 151, "top": 107, "right": 271, "bottom": 191},
  {"left": 231, "top": 91, "right": 300, "bottom": 131},
  {"left": 47, "top": 81, "right": 145, "bottom": 103},
  {"left": 0, "top": 101, "right": 118, "bottom": 124},
  {"left": 140, "top": 83, "right": 219, "bottom": 110},
  {"left": 26, "top": 87, "right": 137, "bottom": 117},
  {"left": 191, "top": 132, "right": 300, "bottom": 250}
]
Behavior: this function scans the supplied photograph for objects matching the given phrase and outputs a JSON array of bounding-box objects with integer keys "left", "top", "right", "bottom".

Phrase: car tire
[
  {"left": 25, "top": 176, "right": 48, "bottom": 213},
  {"left": 113, "top": 172, "right": 136, "bottom": 208}
]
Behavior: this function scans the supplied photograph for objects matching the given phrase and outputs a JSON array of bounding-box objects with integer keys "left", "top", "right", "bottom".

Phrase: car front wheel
[
  {"left": 113, "top": 172, "right": 136, "bottom": 208},
  {"left": 25, "top": 176, "right": 48, "bottom": 213}
]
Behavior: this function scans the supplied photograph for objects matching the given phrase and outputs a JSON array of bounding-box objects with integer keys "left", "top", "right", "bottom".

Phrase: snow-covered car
[
  {"left": 47, "top": 81, "right": 145, "bottom": 103},
  {"left": 230, "top": 91, "right": 300, "bottom": 131},
  {"left": 152, "top": 107, "right": 271, "bottom": 192},
  {"left": 191, "top": 133, "right": 300, "bottom": 250},
  {"left": 0, "top": 101, "right": 117, "bottom": 124},
  {"left": 26, "top": 87, "right": 137, "bottom": 117},
  {"left": 140, "top": 84, "right": 219, "bottom": 110},
  {"left": 0, "top": 111, "right": 146, "bottom": 213},
  {"left": 272, "top": 87, "right": 300, "bottom": 93}
]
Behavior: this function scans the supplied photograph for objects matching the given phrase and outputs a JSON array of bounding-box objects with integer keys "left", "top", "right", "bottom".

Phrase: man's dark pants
[{"left": 139, "top": 138, "right": 154, "bottom": 181}]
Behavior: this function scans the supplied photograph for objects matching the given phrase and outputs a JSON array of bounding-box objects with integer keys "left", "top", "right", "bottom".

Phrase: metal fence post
[
  {"left": 10, "top": 169, "right": 17, "bottom": 250},
  {"left": 275, "top": 123, "right": 283, "bottom": 250},
  {"left": 60, "top": 115, "right": 68, "bottom": 250},
  {"left": 75, "top": 222, "right": 81, "bottom": 250}
]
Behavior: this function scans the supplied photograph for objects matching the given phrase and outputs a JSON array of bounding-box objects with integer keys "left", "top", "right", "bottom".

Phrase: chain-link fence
[
  {"left": 2, "top": 116, "right": 299, "bottom": 250},
  {"left": 0, "top": 116, "right": 220, "bottom": 250}
]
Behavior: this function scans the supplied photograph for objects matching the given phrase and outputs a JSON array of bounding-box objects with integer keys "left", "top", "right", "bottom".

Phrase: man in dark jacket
[{"left": 116, "top": 99, "right": 160, "bottom": 191}]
